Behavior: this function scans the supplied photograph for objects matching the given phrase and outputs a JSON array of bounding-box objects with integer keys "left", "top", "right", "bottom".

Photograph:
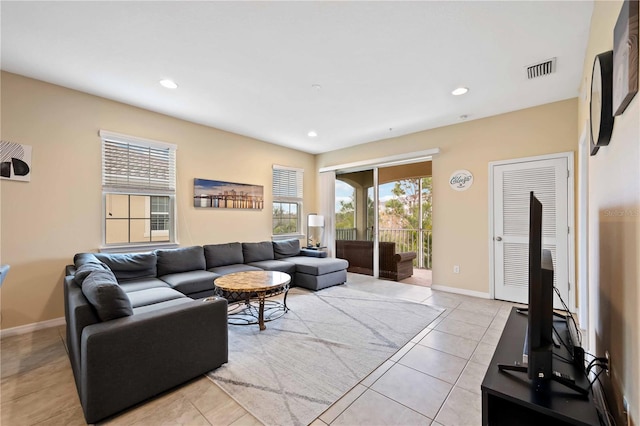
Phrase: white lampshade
[{"left": 308, "top": 214, "right": 325, "bottom": 227}]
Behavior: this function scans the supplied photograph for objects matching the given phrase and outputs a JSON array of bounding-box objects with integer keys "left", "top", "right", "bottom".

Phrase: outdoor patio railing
[{"left": 335, "top": 228, "right": 432, "bottom": 269}]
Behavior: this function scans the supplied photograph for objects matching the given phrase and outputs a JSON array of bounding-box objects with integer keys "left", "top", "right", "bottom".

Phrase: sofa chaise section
[
  {"left": 271, "top": 240, "right": 348, "bottom": 290},
  {"left": 283, "top": 256, "right": 348, "bottom": 290}
]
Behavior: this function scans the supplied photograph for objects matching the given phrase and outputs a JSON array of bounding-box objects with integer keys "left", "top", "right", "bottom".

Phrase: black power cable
[
  {"left": 553, "top": 285, "right": 582, "bottom": 347},
  {"left": 586, "top": 357, "right": 608, "bottom": 373}
]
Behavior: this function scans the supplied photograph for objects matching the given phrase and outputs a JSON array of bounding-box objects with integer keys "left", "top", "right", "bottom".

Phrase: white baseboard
[
  {"left": 431, "top": 284, "right": 490, "bottom": 299},
  {"left": 0, "top": 317, "right": 66, "bottom": 339}
]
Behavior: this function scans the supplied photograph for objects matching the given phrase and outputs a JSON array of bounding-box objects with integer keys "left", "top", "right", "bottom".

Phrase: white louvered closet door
[{"left": 493, "top": 157, "right": 569, "bottom": 307}]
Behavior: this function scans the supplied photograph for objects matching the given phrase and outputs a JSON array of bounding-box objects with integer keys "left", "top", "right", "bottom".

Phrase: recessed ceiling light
[
  {"left": 159, "top": 79, "right": 178, "bottom": 89},
  {"left": 308, "top": 130, "right": 318, "bottom": 138},
  {"left": 451, "top": 87, "right": 469, "bottom": 96}
]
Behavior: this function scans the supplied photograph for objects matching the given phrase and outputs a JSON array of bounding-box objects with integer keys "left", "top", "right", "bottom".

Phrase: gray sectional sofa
[{"left": 64, "top": 239, "right": 347, "bottom": 423}]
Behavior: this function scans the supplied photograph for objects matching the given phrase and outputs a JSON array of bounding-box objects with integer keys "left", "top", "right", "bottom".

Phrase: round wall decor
[
  {"left": 590, "top": 50, "right": 615, "bottom": 156},
  {"left": 449, "top": 169, "right": 473, "bottom": 191}
]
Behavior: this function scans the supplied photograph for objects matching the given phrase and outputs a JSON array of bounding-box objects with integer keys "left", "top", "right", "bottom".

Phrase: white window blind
[
  {"left": 272, "top": 165, "right": 303, "bottom": 237},
  {"left": 272, "top": 165, "right": 303, "bottom": 202},
  {"left": 100, "top": 130, "right": 176, "bottom": 194}
]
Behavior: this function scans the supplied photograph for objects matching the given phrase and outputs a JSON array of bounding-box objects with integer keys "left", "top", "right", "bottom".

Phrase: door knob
[{"left": 496, "top": 236, "right": 503, "bottom": 241}]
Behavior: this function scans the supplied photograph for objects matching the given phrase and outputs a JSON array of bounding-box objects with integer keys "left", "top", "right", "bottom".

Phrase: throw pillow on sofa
[
  {"left": 74, "top": 261, "right": 112, "bottom": 286},
  {"left": 81, "top": 269, "right": 133, "bottom": 321}
]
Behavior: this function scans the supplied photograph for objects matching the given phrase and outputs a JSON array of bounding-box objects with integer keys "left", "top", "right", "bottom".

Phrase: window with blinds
[
  {"left": 100, "top": 131, "right": 177, "bottom": 246},
  {"left": 272, "top": 165, "right": 303, "bottom": 237}
]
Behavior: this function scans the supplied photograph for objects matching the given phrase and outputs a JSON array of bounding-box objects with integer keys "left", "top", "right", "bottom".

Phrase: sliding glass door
[
  {"left": 335, "top": 168, "right": 379, "bottom": 277},
  {"left": 335, "top": 161, "right": 432, "bottom": 282}
]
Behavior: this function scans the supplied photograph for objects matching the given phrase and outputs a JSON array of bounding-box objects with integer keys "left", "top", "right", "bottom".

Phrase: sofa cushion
[
  {"left": 296, "top": 269, "right": 347, "bottom": 291},
  {"left": 242, "top": 242, "right": 274, "bottom": 263},
  {"left": 159, "top": 270, "right": 219, "bottom": 295},
  {"left": 285, "top": 257, "right": 349, "bottom": 275},
  {"left": 81, "top": 270, "right": 133, "bottom": 321},
  {"left": 204, "top": 243, "right": 244, "bottom": 269},
  {"left": 186, "top": 288, "right": 218, "bottom": 300},
  {"left": 272, "top": 239, "right": 301, "bottom": 259},
  {"left": 208, "top": 264, "right": 262, "bottom": 276},
  {"left": 73, "top": 256, "right": 112, "bottom": 286},
  {"left": 131, "top": 297, "right": 194, "bottom": 315},
  {"left": 117, "top": 278, "right": 171, "bottom": 294},
  {"left": 155, "top": 246, "right": 205, "bottom": 276},
  {"left": 246, "top": 260, "right": 296, "bottom": 275},
  {"left": 95, "top": 252, "right": 157, "bottom": 281},
  {"left": 126, "top": 287, "right": 186, "bottom": 308}
]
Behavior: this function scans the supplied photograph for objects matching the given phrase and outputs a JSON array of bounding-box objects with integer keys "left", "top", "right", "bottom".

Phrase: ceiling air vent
[{"left": 526, "top": 57, "right": 556, "bottom": 79}]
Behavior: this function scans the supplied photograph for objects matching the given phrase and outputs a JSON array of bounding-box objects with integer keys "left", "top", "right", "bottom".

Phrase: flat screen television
[
  {"left": 499, "top": 192, "right": 587, "bottom": 395},
  {"left": 524, "top": 190, "right": 554, "bottom": 380}
]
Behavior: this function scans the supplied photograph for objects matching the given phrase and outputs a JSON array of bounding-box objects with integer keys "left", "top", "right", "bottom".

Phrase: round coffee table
[{"left": 214, "top": 270, "right": 291, "bottom": 330}]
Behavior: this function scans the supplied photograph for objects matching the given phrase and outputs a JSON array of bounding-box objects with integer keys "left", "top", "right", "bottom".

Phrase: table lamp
[{"left": 307, "top": 214, "right": 325, "bottom": 248}]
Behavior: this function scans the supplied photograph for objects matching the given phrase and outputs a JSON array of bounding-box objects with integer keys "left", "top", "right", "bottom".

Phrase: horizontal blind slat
[
  {"left": 272, "top": 167, "right": 303, "bottom": 200},
  {"left": 102, "top": 138, "right": 176, "bottom": 192}
]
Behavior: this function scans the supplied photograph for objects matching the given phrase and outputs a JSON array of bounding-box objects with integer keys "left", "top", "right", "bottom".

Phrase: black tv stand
[
  {"left": 497, "top": 363, "right": 589, "bottom": 397},
  {"left": 482, "top": 308, "right": 599, "bottom": 426}
]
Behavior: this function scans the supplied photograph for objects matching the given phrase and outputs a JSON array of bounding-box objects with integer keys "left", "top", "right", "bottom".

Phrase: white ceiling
[{"left": 1, "top": 1, "right": 593, "bottom": 154}]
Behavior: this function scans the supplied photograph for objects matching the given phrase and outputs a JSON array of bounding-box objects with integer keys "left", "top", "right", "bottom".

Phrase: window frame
[
  {"left": 100, "top": 130, "right": 178, "bottom": 251},
  {"left": 272, "top": 165, "right": 304, "bottom": 240}
]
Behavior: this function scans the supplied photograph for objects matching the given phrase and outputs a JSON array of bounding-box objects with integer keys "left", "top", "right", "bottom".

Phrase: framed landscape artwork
[{"left": 194, "top": 178, "right": 264, "bottom": 209}]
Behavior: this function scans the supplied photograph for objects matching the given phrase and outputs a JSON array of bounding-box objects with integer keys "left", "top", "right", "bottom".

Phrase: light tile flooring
[
  {"left": 311, "top": 273, "right": 516, "bottom": 426},
  {"left": 1, "top": 273, "right": 515, "bottom": 425},
  {"left": 398, "top": 268, "right": 432, "bottom": 287}
]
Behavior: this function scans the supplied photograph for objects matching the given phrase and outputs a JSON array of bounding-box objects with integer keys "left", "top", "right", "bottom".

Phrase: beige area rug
[{"left": 206, "top": 285, "right": 443, "bottom": 426}]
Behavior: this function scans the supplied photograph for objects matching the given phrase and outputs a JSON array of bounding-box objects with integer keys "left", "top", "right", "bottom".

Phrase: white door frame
[
  {"left": 488, "top": 151, "right": 576, "bottom": 312},
  {"left": 577, "top": 120, "right": 596, "bottom": 355}
]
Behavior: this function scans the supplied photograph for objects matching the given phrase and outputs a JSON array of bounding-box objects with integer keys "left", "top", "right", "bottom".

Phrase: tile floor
[
  {"left": 311, "top": 273, "right": 516, "bottom": 426},
  {"left": 1, "top": 273, "right": 516, "bottom": 425}
]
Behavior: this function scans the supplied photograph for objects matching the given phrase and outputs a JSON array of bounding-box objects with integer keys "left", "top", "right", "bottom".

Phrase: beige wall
[
  {"left": 317, "top": 99, "right": 578, "bottom": 295},
  {"left": 580, "top": 1, "right": 639, "bottom": 424},
  {"left": 0, "top": 72, "right": 315, "bottom": 329}
]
